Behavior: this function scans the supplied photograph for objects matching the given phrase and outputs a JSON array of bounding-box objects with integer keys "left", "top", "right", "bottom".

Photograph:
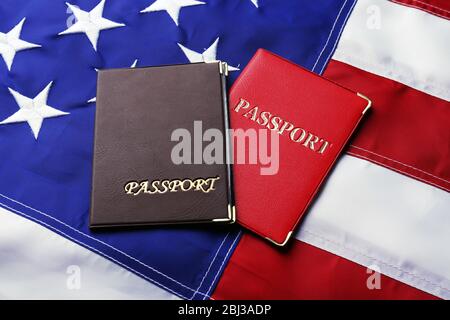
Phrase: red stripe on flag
[
  {"left": 212, "top": 233, "right": 438, "bottom": 300},
  {"left": 323, "top": 60, "right": 450, "bottom": 192},
  {"left": 391, "top": 0, "right": 450, "bottom": 19}
]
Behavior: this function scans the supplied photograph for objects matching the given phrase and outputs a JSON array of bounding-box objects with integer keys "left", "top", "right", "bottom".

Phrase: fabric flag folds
[
  {"left": 213, "top": 0, "right": 450, "bottom": 300},
  {"left": 0, "top": 0, "right": 358, "bottom": 299}
]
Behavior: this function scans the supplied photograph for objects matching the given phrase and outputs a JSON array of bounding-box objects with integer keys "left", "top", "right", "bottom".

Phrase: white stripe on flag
[
  {"left": 332, "top": 0, "right": 450, "bottom": 101},
  {"left": 0, "top": 207, "right": 179, "bottom": 299},
  {"left": 296, "top": 155, "right": 450, "bottom": 299}
]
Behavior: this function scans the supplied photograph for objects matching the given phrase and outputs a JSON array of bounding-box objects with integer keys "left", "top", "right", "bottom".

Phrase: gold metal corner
[
  {"left": 218, "top": 61, "right": 229, "bottom": 76},
  {"left": 265, "top": 231, "right": 293, "bottom": 247},
  {"left": 228, "top": 204, "right": 236, "bottom": 224},
  {"left": 357, "top": 92, "right": 372, "bottom": 115},
  {"left": 212, "top": 204, "right": 236, "bottom": 224},
  {"left": 223, "top": 62, "right": 229, "bottom": 76}
]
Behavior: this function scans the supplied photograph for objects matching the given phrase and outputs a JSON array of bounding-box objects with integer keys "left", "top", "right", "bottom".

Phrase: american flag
[{"left": 0, "top": 0, "right": 448, "bottom": 299}]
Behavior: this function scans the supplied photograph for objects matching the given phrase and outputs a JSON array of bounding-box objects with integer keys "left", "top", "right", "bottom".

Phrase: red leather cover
[{"left": 230, "top": 49, "right": 371, "bottom": 246}]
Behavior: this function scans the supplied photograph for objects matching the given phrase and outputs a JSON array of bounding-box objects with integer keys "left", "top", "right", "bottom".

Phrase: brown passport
[{"left": 90, "top": 62, "right": 235, "bottom": 229}]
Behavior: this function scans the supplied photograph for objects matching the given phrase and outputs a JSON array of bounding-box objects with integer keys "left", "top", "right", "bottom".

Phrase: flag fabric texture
[{"left": 0, "top": 0, "right": 448, "bottom": 300}]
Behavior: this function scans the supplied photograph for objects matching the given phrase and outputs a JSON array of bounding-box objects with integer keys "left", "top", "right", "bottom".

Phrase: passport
[
  {"left": 229, "top": 49, "right": 371, "bottom": 246},
  {"left": 89, "top": 62, "right": 235, "bottom": 229}
]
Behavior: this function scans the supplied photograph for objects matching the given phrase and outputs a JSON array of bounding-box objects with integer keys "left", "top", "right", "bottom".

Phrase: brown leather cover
[{"left": 90, "top": 62, "right": 235, "bottom": 229}]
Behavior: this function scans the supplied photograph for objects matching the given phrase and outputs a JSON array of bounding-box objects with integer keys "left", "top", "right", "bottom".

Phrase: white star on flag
[
  {"left": 88, "top": 59, "right": 139, "bottom": 103},
  {"left": 251, "top": 0, "right": 259, "bottom": 8},
  {"left": 0, "top": 82, "right": 69, "bottom": 139},
  {"left": 141, "top": 0, "right": 205, "bottom": 26},
  {"left": 130, "top": 59, "right": 138, "bottom": 68},
  {"left": 178, "top": 37, "right": 239, "bottom": 71},
  {"left": 0, "top": 18, "right": 41, "bottom": 71},
  {"left": 59, "top": 0, "right": 125, "bottom": 51}
]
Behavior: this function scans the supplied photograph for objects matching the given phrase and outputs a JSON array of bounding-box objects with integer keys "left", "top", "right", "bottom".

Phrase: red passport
[{"left": 230, "top": 49, "right": 371, "bottom": 246}]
